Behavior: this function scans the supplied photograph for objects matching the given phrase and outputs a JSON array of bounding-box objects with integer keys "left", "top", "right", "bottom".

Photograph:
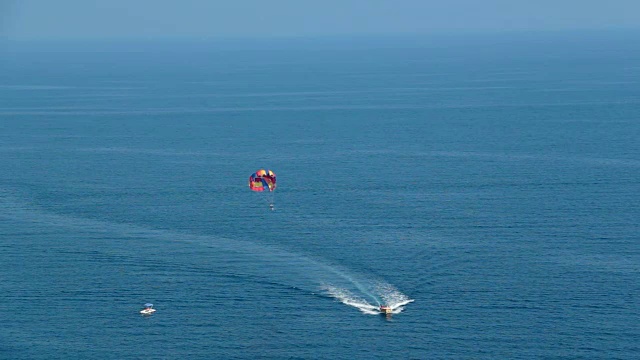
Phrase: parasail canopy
[{"left": 249, "top": 169, "right": 276, "bottom": 192}]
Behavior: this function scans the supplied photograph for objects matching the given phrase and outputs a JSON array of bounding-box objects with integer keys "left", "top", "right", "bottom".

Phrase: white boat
[
  {"left": 379, "top": 305, "right": 392, "bottom": 315},
  {"left": 140, "top": 303, "right": 156, "bottom": 315}
]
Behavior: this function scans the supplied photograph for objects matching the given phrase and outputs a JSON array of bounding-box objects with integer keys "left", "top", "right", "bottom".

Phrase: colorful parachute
[{"left": 249, "top": 169, "right": 276, "bottom": 192}]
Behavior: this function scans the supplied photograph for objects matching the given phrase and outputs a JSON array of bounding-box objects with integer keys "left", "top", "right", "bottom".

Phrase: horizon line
[{"left": 3, "top": 27, "right": 640, "bottom": 43}]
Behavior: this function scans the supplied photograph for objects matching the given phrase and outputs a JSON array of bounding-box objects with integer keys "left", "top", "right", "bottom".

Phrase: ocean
[{"left": 1, "top": 32, "right": 639, "bottom": 359}]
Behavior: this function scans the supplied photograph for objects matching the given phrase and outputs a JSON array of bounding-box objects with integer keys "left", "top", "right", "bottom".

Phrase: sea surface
[{"left": 1, "top": 32, "right": 639, "bottom": 359}]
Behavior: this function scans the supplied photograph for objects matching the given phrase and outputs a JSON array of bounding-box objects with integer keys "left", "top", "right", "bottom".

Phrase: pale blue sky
[{"left": 2, "top": 0, "right": 639, "bottom": 40}]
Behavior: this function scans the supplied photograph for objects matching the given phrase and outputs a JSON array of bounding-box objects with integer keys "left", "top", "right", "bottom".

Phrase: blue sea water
[{"left": 1, "top": 32, "right": 639, "bottom": 359}]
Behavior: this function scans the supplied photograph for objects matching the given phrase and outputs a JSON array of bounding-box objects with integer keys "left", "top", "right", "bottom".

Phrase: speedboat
[
  {"left": 379, "top": 305, "right": 392, "bottom": 315},
  {"left": 140, "top": 303, "right": 156, "bottom": 315}
]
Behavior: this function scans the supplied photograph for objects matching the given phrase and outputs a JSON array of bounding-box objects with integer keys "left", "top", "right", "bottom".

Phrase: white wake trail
[
  {"left": 0, "top": 187, "right": 414, "bottom": 316},
  {"left": 322, "top": 283, "right": 414, "bottom": 315}
]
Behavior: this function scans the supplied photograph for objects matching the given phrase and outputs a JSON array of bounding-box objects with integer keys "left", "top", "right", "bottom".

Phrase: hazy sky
[{"left": 2, "top": 0, "right": 640, "bottom": 40}]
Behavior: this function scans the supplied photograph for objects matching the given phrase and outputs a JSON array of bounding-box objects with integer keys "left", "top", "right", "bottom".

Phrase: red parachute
[
  {"left": 249, "top": 169, "right": 277, "bottom": 210},
  {"left": 249, "top": 169, "right": 276, "bottom": 192}
]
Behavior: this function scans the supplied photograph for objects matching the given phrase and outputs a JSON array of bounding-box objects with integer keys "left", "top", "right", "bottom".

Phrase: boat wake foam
[
  {"left": 0, "top": 186, "right": 414, "bottom": 316},
  {"left": 322, "top": 284, "right": 414, "bottom": 315}
]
